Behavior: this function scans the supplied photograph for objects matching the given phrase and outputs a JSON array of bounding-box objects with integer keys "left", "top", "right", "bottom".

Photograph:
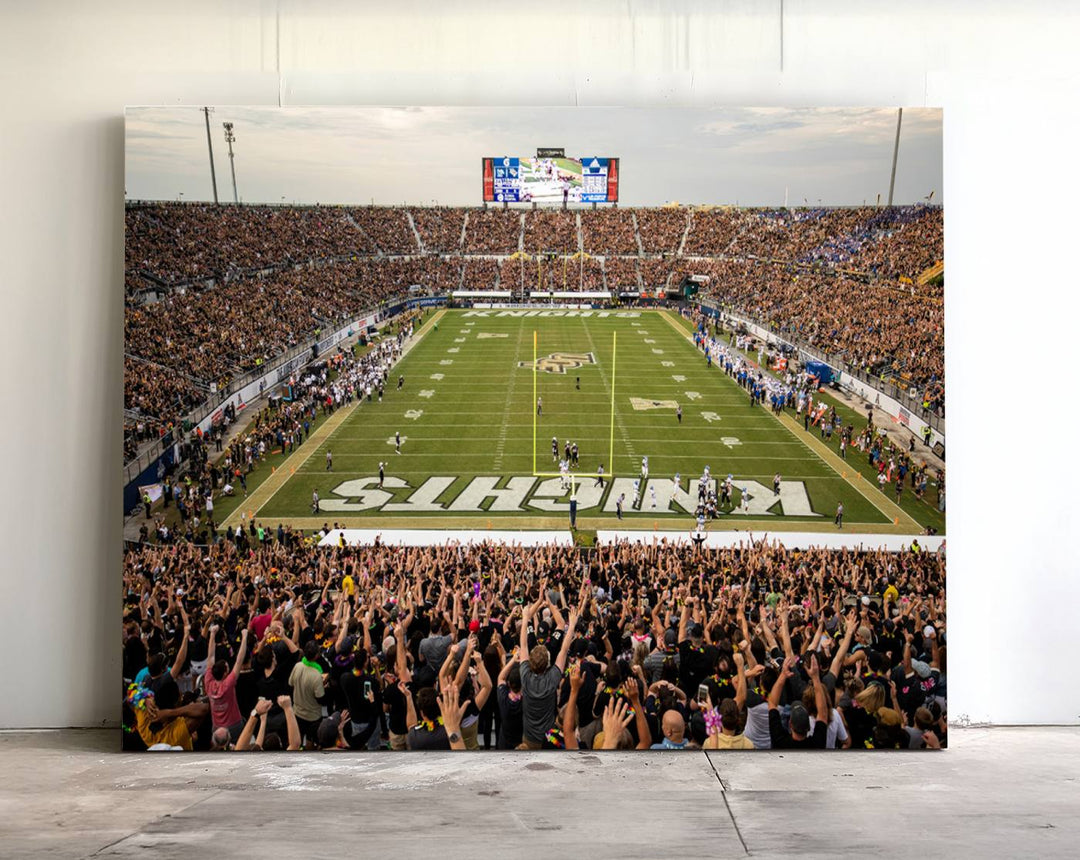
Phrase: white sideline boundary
[
  {"left": 319, "top": 529, "right": 574, "bottom": 547},
  {"left": 595, "top": 530, "right": 945, "bottom": 552}
]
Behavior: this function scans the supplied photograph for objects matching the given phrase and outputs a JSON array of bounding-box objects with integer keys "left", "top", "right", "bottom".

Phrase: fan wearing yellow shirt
[{"left": 341, "top": 574, "right": 355, "bottom": 598}]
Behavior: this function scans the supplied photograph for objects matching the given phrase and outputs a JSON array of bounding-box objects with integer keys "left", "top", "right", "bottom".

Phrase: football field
[{"left": 222, "top": 308, "right": 926, "bottom": 533}]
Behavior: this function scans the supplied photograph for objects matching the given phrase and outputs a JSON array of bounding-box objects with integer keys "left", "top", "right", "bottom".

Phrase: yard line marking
[
  {"left": 493, "top": 317, "right": 526, "bottom": 471},
  {"left": 294, "top": 455, "right": 834, "bottom": 465}
]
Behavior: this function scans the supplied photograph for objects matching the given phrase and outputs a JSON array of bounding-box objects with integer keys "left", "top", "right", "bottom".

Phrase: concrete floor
[{"left": 2, "top": 728, "right": 1077, "bottom": 859}]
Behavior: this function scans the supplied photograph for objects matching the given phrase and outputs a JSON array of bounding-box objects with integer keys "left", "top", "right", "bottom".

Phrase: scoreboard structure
[{"left": 483, "top": 155, "right": 619, "bottom": 204}]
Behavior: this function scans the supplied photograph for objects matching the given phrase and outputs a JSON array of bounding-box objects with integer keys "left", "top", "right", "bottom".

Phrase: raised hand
[
  {"left": 601, "top": 697, "right": 633, "bottom": 749},
  {"left": 438, "top": 683, "right": 467, "bottom": 737},
  {"left": 568, "top": 662, "right": 584, "bottom": 694}
]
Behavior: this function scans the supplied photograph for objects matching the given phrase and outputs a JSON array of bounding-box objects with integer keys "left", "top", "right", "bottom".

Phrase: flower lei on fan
[
  {"left": 125, "top": 683, "right": 152, "bottom": 712},
  {"left": 414, "top": 716, "right": 444, "bottom": 733},
  {"left": 702, "top": 708, "right": 724, "bottom": 736},
  {"left": 710, "top": 674, "right": 733, "bottom": 693},
  {"left": 602, "top": 685, "right": 635, "bottom": 718}
]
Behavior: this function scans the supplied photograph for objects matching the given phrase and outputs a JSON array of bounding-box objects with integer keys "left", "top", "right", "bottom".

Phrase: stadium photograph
[{"left": 122, "top": 106, "right": 945, "bottom": 754}]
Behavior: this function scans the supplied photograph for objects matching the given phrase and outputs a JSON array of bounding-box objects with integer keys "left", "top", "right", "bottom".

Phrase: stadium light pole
[
  {"left": 202, "top": 106, "right": 219, "bottom": 204},
  {"left": 223, "top": 122, "right": 239, "bottom": 204},
  {"left": 887, "top": 107, "right": 903, "bottom": 207}
]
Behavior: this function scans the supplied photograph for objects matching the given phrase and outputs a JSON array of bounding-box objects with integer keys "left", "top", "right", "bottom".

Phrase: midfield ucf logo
[{"left": 518, "top": 352, "right": 597, "bottom": 374}]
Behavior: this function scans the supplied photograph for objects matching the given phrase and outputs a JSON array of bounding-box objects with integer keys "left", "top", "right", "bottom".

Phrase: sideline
[
  {"left": 219, "top": 309, "right": 446, "bottom": 531},
  {"left": 659, "top": 310, "right": 923, "bottom": 533},
  {"left": 248, "top": 514, "right": 904, "bottom": 533}
]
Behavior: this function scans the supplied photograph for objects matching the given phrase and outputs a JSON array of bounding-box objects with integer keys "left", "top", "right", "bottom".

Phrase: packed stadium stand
[{"left": 124, "top": 202, "right": 943, "bottom": 464}]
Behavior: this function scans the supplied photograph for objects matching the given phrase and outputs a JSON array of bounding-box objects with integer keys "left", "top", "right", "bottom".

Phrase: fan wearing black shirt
[
  {"left": 381, "top": 619, "right": 416, "bottom": 750},
  {"left": 495, "top": 653, "right": 525, "bottom": 750},
  {"left": 768, "top": 654, "right": 828, "bottom": 749},
  {"left": 406, "top": 687, "right": 451, "bottom": 751},
  {"left": 338, "top": 649, "right": 384, "bottom": 750},
  {"left": 677, "top": 598, "right": 718, "bottom": 699}
]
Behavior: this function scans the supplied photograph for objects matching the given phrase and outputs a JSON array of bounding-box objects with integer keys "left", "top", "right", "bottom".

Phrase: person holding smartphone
[{"left": 338, "top": 648, "right": 383, "bottom": 750}]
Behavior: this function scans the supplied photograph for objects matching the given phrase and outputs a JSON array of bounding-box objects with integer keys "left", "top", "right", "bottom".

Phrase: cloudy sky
[{"left": 126, "top": 106, "right": 942, "bottom": 207}]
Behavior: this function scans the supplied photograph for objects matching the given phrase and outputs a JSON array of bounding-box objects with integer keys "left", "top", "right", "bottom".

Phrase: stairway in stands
[{"left": 405, "top": 210, "right": 424, "bottom": 253}]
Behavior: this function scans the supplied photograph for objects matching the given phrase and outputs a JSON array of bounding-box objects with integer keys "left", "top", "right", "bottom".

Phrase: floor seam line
[
  {"left": 703, "top": 751, "right": 750, "bottom": 855},
  {"left": 87, "top": 790, "right": 222, "bottom": 857}
]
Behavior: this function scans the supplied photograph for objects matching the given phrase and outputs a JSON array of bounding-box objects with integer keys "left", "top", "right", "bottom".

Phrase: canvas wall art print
[{"left": 122, "top": 106, "right": 945, "bottom": 752}]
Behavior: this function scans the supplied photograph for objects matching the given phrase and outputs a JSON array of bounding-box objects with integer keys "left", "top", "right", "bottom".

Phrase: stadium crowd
[
  {"left": 349, "top": 207, "right": 418, "bottom": 255},
  {"left": 122, "top": 536, "right": 945, "bottom": 753},
  {"left": 124, "top": 202, "right": 944, "bottom": 464},
  {"left": 462, "top": 258, "right": 502, "bottom": 290},
  {"left": 580, "top": 209, "right": 639, "bottom": 255},
  {"left": 463, "top": 209, "right": 522, "bottom": 253},
  {"left": 635, "top": 208, "right": 689, "bottom": 253},
  {"left": 682, "top": 206, "right": 943, "bottom": 284},
  {"left": 604, "top": 257, "right": 640, "bottom": 290},
  {"left": 678, "top": 258, "right": 944, "bottom": 407},
  {"left": 123, "top": 259, "right": 461, "bottom": 424},
  {"left": 409, "top": 207, "right": 466, "bottom": 253},
  {"left": 524, "top": 210, "right": 579, "bottom": 254},
  {"left": 126, "top": 204, "right": 368, "bottom": 285}
]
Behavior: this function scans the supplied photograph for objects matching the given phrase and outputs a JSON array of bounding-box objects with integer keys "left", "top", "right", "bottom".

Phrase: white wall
[{"left": 1, "top": 0, "right": 1077, "bottom": 727}]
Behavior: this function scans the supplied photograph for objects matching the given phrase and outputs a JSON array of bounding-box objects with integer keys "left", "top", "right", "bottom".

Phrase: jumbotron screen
[{"left": 482, "top": 156, "right": 619, "bottom": 203}]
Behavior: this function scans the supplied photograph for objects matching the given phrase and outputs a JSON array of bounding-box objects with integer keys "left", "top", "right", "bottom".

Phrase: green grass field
[{"left": 222, "top": 309, "right": 934, "bottom": 533}]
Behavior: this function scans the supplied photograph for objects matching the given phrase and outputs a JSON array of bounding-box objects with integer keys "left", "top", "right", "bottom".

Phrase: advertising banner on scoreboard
[{"left": 482, "top": 156, "right": 619, "bottom": 203}]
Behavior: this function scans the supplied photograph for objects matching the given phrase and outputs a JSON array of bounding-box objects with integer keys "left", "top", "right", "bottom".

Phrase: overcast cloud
[{"left": 125, "top": 106, "right": 942, "bottom": 207}]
